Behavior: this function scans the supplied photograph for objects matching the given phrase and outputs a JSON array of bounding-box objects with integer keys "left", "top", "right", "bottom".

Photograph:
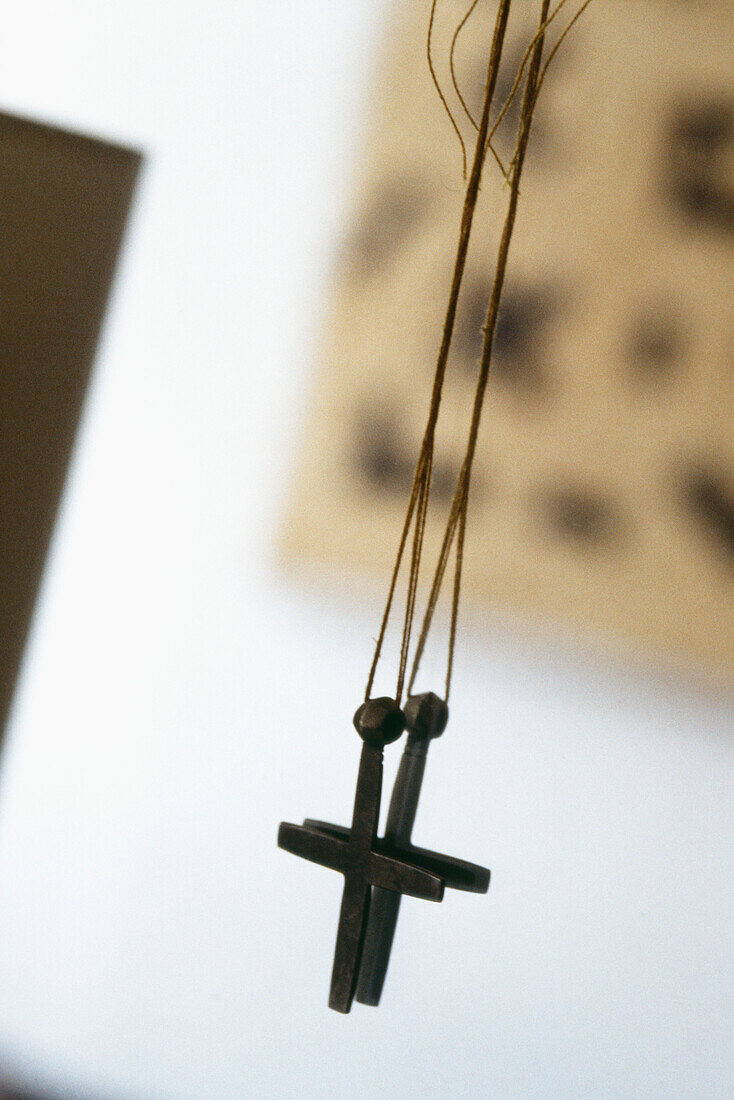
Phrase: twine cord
[{"left": 366, "top": 0, "right": 590, "bottom": 707}]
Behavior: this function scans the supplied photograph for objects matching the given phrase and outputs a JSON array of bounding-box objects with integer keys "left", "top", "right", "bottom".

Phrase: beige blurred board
[
  {"left": 0, "top": 112, "right": 141, "bottom": 739},
  {"left": 282, "top": 0, "right": 734, "bottom": 683}
]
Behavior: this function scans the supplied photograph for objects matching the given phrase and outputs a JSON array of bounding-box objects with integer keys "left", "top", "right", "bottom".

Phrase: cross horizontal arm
[
  {"left": 278, "top": 822, "right": 348, "bottom": 874},
  {"left": 303, "top": 819, "right": 351, "bottom": 841},
  {"left": 368, "top": 850, "right": 444, "bottom": 901},
  {"left": 302, "top": 819, "right": 489, "bottom": 893},
  {"left": 290, "top": 816, "right": 445, "bottom": 901},
  {"left": 383, "top": 841, "right": 490, "bottom": 894}
]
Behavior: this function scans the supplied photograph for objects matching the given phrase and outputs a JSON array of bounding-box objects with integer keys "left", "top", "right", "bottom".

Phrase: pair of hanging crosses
[{"left": 278, "top": 693, "right": 490, "bottom": 1013}]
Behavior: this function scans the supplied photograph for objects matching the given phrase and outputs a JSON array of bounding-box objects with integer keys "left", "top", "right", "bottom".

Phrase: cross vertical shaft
[{"left": 328, "top": 741, "right": 382, "bottom": 1013}]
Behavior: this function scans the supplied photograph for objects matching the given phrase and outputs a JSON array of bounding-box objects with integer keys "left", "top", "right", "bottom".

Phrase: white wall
[{"left": 0, "top": 4, "right": 731, "bottom": 1098}]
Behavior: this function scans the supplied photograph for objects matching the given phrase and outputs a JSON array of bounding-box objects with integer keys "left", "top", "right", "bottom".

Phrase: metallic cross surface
[
  {"left": 278, "top": 698, "right": 445, "bottom": 1014},
  {"left": 304, "top": 768, "right": 490, "bottom": 1008},
  {"left": 355, "top": 699, "right": 490, "bottom": 1005},
  {"left": 317, "top": 692, "right": 489, "bottom": 1007}
]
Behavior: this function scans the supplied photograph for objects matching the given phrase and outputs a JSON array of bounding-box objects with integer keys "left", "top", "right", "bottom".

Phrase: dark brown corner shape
[
  {"left": 0, "top": 110, "right": 142, "bottom": 742},
  {"left": 0, "top": 1077, "right": 103, "bottom": 1100}
]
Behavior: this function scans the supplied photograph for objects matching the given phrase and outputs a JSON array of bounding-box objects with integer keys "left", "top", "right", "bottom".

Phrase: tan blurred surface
[{"left": 282, "top": 0, "right": 734, "bottom": 683}]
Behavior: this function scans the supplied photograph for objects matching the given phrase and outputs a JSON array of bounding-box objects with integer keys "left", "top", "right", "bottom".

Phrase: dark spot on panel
[
  {"left": 454, "top": 276, "right": 556, "bottom": 392},
  {"left": 624, "top": 311, "right": 683, "bottom": 384},
  {"left": 675, "top": 101, "right": 732, "bottom": 152},
  {"left": 462, "top": 26, "right": 572, "bottom": 160},
  {"left": 537, "top": 485, "right": 627, "bottom": 550},
  {"left": 494, "top": 288, "right": 549, "bottom": 368},
  {"left": 352, "top": 409, "right": 476, "bottom": 507},
  {"left": 341, "top": 176, "right": 432, "bottom": 280},
  {"left": 681, "top": 466, "right": 734, "bottom": 563},
  {"left": 665, "top": 98, "right": 734, "bottom": 233},
  {"left": 354, "top": 414, "right": 413, "bottom": 495}
]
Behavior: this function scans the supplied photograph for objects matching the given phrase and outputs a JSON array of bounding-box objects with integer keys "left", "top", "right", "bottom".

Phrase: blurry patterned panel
[{"left": 281, "top": 0, "right": 734, "bottom": 684}]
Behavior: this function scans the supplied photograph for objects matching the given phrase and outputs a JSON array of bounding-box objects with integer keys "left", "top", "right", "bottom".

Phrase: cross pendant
[
  {"left": 278, "top": 697, "right": 443, "bottom": 1013},
  {"left": 278, "top": 694, "right": 490, "bottom": 1013},
  {"left": 354, "top": 691, "right": 489, "bottom": 1005}
]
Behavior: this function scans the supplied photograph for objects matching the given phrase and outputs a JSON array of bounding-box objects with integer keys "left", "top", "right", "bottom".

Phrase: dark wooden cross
[
  {"left": 354, "top": 691, "right": 490, "bottom": 1005},
  {"left": 278, "top": 694, "right": 490, "bottom": 1013},
  {"left": 278, "top": 697, "right": 444, "bottom": 1013}
]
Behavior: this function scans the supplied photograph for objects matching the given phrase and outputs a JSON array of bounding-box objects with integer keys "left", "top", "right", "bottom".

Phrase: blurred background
[{"left": 0, "top": 2, "right": 732, "bottom": 1098}]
